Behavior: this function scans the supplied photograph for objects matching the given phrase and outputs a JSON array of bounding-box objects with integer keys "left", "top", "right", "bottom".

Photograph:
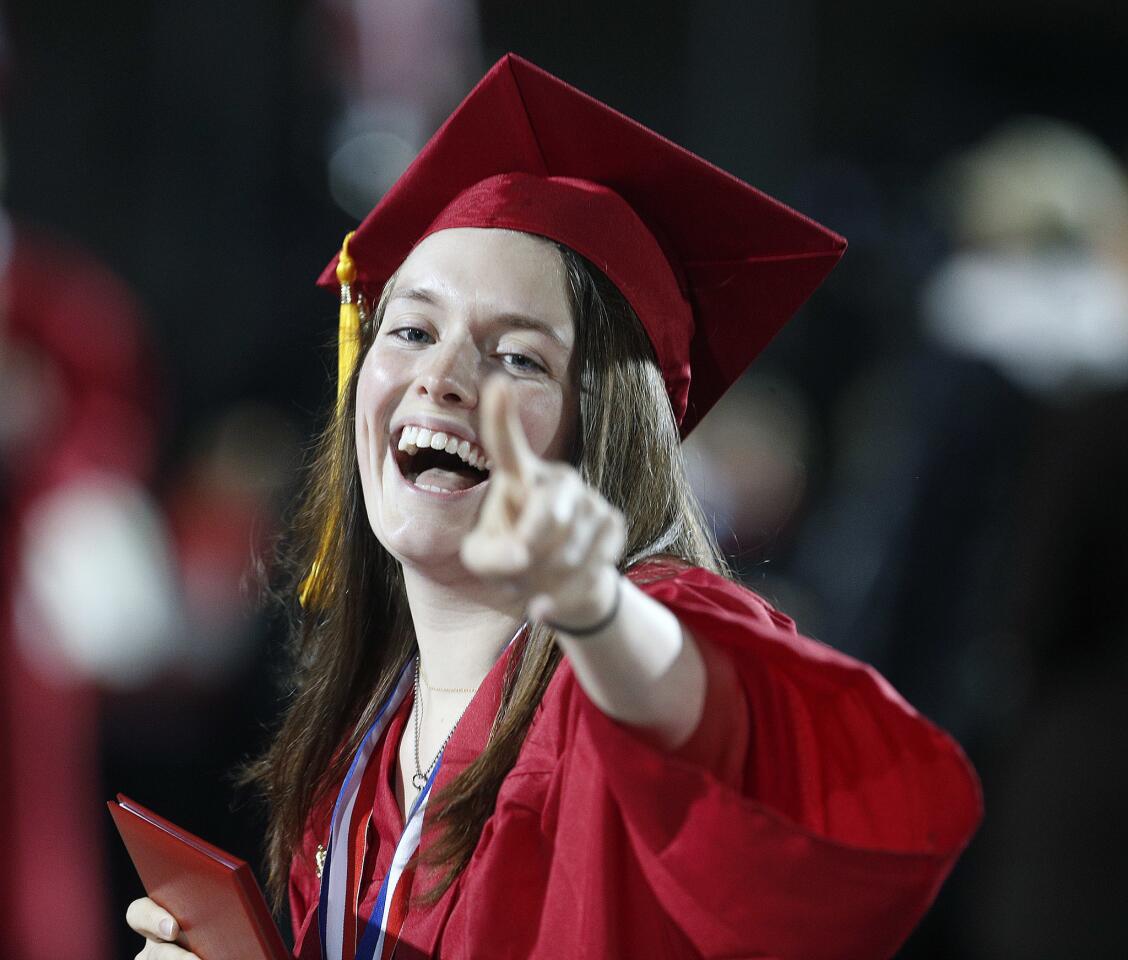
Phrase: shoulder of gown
[
  {"left": 289, "top": 562, "right": 982, "bottom": 959},
  {"left": 495, "top": 561, "right": 983, "bottom": 960}
]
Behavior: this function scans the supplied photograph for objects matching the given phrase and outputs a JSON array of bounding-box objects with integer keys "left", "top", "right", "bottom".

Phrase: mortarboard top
[{"left": 318, "top": 53, "right": 845, "bottom": 436}]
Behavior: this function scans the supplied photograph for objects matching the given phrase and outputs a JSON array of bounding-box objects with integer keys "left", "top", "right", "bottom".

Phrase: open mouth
[{"left": 393, "top": 426, "right": 491, "bottom": 494}]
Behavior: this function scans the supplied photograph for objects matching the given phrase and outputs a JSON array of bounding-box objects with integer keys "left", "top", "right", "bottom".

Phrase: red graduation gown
[{"left": 289, "top": 566, "right": 982, "bottom": 960}]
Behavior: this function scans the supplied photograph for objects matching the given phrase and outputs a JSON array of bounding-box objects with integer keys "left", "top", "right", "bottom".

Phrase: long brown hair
[{"left": 242, "top": 236, "right": 728, "bottom": 906}]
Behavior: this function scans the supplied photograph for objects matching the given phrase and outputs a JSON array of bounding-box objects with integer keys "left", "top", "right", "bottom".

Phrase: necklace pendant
[{"left": 412, "top": 772, "right": 427, "bottom": 789}]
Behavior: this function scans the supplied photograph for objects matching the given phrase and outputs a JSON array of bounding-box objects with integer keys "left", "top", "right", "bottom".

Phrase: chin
[
  {"left": 365, "top": 502, "right": 467, "bottom": 571},
  {"left": 358, "top": 446, "right": 486, "bottom": 561}
]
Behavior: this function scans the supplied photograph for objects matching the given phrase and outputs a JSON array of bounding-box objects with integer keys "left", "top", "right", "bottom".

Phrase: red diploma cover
[{"left": 108, "top": 794, "right": 290, "bottom": 960}]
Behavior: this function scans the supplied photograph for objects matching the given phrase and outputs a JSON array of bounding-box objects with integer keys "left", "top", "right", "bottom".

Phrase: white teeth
[
  {"left": 396, "top": 424, "right": 490, "bottom": 474},
  {"left": 396, "top": 428, "right": 419, "bottom": 454}
]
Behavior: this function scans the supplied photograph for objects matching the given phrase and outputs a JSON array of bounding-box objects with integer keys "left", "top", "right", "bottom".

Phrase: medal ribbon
[
  {"left": 319, "top": 662, "right": 413, "bottom": 960},
  {"left": 318, "top": 626, "right": 523, "bottom": 960},
  {"left": 356, "top": 761, "right": 442, "bottom": 960}
]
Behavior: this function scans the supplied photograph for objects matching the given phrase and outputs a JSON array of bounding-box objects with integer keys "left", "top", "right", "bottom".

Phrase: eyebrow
[
  {"left": 389, "top": 287, "right": 441, "bottom": 308},
  {"left": 389, "top": 286, "right": 569, "bottom": 348}
]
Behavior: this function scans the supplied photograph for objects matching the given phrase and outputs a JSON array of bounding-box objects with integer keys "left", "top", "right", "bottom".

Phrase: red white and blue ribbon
[
  {"left": 318, "top": 627, "right": 521, "bottom": 960},
  {"left": 355, "top": 760, "right": 441, "bottom": 960},
  {"left": 318, "top": 660, "right": 419, "bottom": 960}
]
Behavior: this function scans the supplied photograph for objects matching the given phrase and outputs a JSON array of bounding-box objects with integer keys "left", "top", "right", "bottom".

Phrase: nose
[{"left": 416, "top": 336, "right": 479, "bottom": 407}]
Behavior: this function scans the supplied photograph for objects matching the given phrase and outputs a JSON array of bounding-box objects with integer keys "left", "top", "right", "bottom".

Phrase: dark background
[{"left": 3, "top": 1, "right": 1126, "bottom": 957}]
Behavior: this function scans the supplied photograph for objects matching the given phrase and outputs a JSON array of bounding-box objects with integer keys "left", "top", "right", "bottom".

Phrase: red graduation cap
[{"left": 318, "top": 52, "right": 845, "bottom": 436}]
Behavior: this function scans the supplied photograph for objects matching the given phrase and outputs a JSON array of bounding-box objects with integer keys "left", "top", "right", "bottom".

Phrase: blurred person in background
[
  {"left": 928, "top": 117, "right": 1128, "bottom": 959},
  {"left": 0, "top": 15, "right": 302, "bottom": 958},
  {"left": 790, "top": 117, "right": 1128, "bottom": 735},
  {"left": 0, "top": 25, "right": 180, "bottom": 959},
  {"left": 126, "top": 54, "right": 979, "bottom": 960},
  {"left": 788, "top": 116, "right": 1128, "bottom": 958},
  {"left": 0, "top": 118, "right": 178, "bottom": 960}
]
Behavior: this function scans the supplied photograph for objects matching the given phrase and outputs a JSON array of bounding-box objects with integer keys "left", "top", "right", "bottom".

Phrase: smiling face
[{"left": 355, "top": 227, "right": 577, "bottom": 572}]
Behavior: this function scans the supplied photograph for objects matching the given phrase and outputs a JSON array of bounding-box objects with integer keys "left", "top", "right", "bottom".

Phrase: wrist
[{"left": 540, "top": 566, "right": 621, "bottom": 636}]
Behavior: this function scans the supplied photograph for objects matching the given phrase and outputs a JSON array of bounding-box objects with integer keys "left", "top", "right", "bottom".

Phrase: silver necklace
[
  {"left": 411, "top": 655, "right": 474, "bottom": 790},
  {"left": 409, "top": 624, "right": 527, "bottom": 791}
]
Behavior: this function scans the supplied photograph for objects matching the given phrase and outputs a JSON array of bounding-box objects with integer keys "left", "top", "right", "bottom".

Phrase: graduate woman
[{"left": 128, "top": 55, "right": 981, "bottom": 960}]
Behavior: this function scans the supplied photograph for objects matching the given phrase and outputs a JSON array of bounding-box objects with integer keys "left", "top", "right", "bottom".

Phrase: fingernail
[{"left": 160, "top": 917, "right": 177, "bottom": 939}]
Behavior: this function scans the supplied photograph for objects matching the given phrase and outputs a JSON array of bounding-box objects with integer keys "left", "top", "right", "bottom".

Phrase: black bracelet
[{"left": 545, "top": 577, "right": 621, "bottom": 637}]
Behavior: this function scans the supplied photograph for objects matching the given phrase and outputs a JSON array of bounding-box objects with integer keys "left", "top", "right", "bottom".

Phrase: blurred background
[{"left": 1, "top": 1, "right": 1126, "bottom": 957}]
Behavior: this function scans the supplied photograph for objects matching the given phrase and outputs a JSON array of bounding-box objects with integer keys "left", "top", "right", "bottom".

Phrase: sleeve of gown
[{"left": 543, "top": 564, "right": 982, "bottom": 960}]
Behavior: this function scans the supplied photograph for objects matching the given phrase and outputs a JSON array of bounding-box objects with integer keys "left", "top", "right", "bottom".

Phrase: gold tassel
[
  {"left": 335, "top": 231, "right": 360, "bottom": 410},
  {"left": 300, "top": 231, "right": 359, "bottom": 608}
]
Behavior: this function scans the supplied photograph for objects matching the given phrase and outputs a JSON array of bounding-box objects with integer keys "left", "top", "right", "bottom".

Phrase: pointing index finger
[{"left": 482, "top": 377, "right": 535, "bottom": 480}]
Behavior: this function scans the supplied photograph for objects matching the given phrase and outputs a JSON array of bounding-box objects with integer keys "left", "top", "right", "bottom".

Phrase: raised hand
[{"left": 460, "top": 378, "right": 625, "bottom": 630}]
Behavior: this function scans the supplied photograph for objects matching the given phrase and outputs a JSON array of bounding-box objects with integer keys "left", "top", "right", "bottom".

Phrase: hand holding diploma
[{"left": 127, "top": 897, "right": 197, "bottom": 960}]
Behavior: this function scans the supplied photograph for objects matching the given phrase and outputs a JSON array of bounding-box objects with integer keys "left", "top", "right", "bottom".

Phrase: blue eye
[
  {"left": 390, "top": 326, "right": 432, "bottom": 344},
  {"left": 500, "top": 353, "right": 546, "bottom": 374}
]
